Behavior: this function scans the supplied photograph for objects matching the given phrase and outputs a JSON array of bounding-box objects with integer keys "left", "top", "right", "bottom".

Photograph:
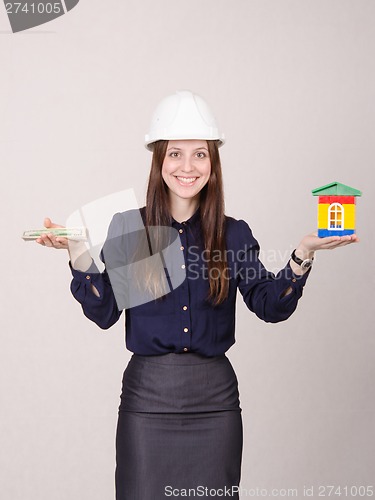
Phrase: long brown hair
[{"left": 140, "top": 139, "right": 229, "bottom": 306}]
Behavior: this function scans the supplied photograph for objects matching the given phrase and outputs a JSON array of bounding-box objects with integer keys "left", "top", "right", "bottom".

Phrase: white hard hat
[{"left": 145, "top": 90, "right": 225, "bottom": 151}]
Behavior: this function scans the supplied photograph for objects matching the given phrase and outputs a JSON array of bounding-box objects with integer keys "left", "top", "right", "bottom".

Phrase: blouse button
[
  {"left": 85, "top": 275, "right": 91, "bottom": 280},
  {"left": 180, "top": 246, "right": 184, "bottom": 251},
  {"left": 183, "top": 347, "right": 188, "bottom": 352},
  {"left": 179, "top": 229, "right": 183, "bottom": 234},
  {"left": 182, "top": 305, "right": 188, "bottom": 311},
  {"left": 183, "top": 327, "right": 189, "bottom": 333},
  {"left": 292, "top": 278, "right": 297, "bottom": 283},
  {"left": 181, "top": 264, "right": 186, "bottom": 269}
]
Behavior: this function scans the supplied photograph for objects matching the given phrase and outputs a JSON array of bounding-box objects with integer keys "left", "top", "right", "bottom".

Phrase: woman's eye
[
  {"left": 196, "top": 152, "right": 206, "bottom": 158},
  {"left": 170, "top": 152, "right": 180, "bottom": 158}
]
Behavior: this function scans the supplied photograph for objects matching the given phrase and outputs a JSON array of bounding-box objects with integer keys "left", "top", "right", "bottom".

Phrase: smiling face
[{"left": 161, "top": 140, "right": 211, "bottom": 205}]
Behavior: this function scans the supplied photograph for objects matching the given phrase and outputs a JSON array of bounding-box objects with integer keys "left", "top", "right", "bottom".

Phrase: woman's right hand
[
  {"left": 36, "top": 218, "right": 99, "bottom": 294},
  {"left": 36, "top": 217, "right": 93, "bottom": 273},
  {"left": 35, "top": 217, "right": 70, "bottom": 250}
]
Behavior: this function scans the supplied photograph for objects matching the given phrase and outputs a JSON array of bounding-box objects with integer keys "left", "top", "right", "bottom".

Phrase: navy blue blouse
[{"left": 69, "top": 206, "right": 310, "bottom": 356}]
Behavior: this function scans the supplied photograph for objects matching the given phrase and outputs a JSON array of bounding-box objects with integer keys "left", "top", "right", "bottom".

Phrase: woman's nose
[{"left": 180, "top": 158, "right": 194, "bottom": 172}]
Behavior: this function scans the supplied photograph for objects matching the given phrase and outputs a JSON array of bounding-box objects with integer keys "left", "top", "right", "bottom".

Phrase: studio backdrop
[{"left": 1, "top": 1, "right": 374, "bottom": 499}]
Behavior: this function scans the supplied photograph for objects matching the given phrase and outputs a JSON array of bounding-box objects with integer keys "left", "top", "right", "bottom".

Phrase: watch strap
[{"left": 291, "top": 249, "right": 314, "bottom": 267}]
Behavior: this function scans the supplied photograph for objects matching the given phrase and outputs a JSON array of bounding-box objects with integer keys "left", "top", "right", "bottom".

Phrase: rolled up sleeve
[
  {"left": 68, "top": 213, "right": 125, "bottom": 329},
  {"left": 235, "top": 220, "right": 310, "bottom": 323}
]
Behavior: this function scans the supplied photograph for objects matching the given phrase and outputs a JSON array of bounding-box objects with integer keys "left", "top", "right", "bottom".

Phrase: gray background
[{"left": 1, "top": 0, "right": 374, "bottom": 498}]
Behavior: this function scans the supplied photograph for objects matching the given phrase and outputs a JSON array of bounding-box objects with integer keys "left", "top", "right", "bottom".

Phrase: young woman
[{"left": 37, "top": 90, "right": 358, "bottom": 499}]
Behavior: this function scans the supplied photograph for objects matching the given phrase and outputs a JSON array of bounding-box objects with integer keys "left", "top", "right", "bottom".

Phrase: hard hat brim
[{"left": 145, "top": 137, "right": 225, "bottom": 151}]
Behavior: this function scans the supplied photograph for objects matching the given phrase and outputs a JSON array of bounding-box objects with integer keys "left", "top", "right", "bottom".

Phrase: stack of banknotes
[{"left": 22, "top": 227, "right": 88, "bottom": 241}]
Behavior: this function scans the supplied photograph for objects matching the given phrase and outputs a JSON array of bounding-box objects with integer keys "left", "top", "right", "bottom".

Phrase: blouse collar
[{"left": 171, "top": 205, "right": 201, "bottom": 227}]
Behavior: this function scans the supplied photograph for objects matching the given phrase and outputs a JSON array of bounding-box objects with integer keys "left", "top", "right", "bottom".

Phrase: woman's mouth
[{"left": 175, "top": 176, "right": 198, "bottom": 186}]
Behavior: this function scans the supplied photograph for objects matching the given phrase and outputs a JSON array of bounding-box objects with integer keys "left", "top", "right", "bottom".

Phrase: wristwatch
[{"left": 291, "top": 249, "right": 314, "bottom": 270}]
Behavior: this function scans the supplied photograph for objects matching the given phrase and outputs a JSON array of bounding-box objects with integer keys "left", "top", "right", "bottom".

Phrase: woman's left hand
[
  {"left": 290, "top": 232, "right": 359, "bottom": 276},
  {"left": 298, "top": 232, "right": 359, "bottom": 255}
]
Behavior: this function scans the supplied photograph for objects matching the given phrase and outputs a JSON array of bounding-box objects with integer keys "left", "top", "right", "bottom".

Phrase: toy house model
[{"left": 312, "top": 182, "right": 362, "bottom": 237}]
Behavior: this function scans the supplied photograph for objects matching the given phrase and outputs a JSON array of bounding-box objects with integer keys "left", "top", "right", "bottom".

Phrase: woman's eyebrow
[{"left": 167, "top": 147, "right": 209, "bottom": 151}]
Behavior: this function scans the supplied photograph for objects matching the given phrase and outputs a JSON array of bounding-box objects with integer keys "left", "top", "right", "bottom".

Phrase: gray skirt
[{"left": 115, "top": 352, "right": 243, "bottom": 500}]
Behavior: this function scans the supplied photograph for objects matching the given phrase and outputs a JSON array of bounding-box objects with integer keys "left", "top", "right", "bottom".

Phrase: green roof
[{"left": 312, "top": 182, "right": 362, "bottom": 196}]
